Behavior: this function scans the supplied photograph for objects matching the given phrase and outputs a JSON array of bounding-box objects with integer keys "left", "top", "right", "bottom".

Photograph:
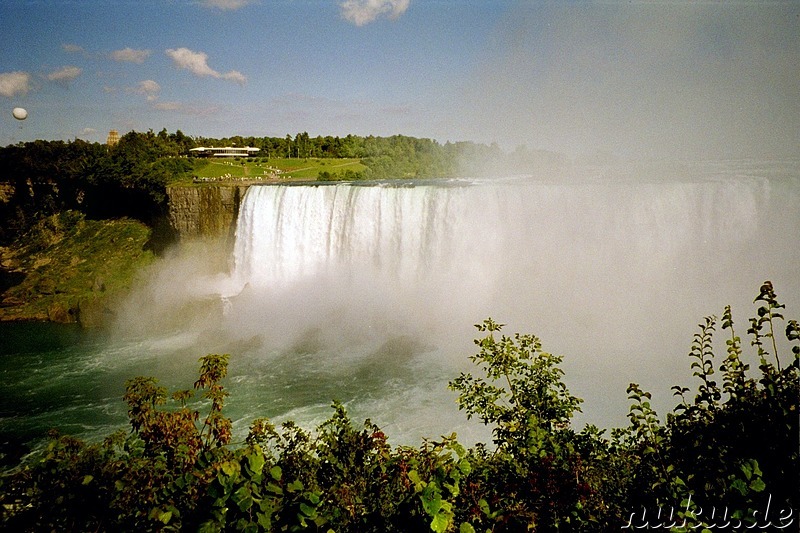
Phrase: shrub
[
  {"left": 623, "top": 281, "right": 798, "bottom": 530},
  {"left": 1, "top": 283, "right": 797, "bottom": 531}
]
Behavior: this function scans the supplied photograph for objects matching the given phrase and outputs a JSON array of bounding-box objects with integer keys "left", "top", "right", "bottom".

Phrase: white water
[
  {"left": 5, "top": 160, "right": 798, "bottom": 449},
  {"left": 202, "top": 162, "right": 798, "bottom": 443}
]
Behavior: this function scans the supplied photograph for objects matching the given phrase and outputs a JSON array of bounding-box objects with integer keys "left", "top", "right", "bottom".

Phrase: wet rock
[
  {"left": 167, "top": 185, "right": 249, "bottom": 244},
  {"left": 47, "top": 302, "right": 76, "bottom": 323}
]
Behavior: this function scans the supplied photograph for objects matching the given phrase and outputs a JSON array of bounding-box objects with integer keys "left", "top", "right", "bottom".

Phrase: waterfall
[
  {"left": 6, "top": 163, "right": 797, "bottom": 449},
  {"left": 229, "top": 174, "right": 777, "bottom": 300},
  {"left": 231, "top": 182, "right": 495, "bottom": 287},
  {"left": 140, "top": 163, "right": 800, "bottom": 439}
]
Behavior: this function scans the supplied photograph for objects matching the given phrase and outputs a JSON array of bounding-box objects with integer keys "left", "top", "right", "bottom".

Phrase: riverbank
[{"left": 0, "top": 212, "right": 155, "bottom": 327}]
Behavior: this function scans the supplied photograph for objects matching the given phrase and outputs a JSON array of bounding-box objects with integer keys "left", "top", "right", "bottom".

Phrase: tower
[{"left": 106, "top": 129, "right": 120, "bottom": 146}]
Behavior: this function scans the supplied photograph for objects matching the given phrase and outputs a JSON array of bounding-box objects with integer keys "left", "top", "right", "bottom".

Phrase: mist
[
  {"left": 111, "top": 161, "right": 800, "bottom": 444},
  {"left": 455, "top": 3, "right": 800, "bottom": 160}
]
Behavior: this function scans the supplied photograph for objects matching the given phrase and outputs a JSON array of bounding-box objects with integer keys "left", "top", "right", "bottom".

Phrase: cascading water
[
  {"left": 226, "top": 172, "right": 777, "bottom": 323},
  {"left": 228, "top": 181, "right": 505, "bottom": 316},
  {"left": 209, "top": 164, "right": 798, "bottom": 442},
  {"left": 2, "top": 161, "right": 798, "bottom": 449}
]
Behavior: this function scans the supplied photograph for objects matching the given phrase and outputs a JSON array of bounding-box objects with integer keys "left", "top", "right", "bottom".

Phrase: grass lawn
[{"left": 184, "top": 157, "right": 366, "bottom": 183}]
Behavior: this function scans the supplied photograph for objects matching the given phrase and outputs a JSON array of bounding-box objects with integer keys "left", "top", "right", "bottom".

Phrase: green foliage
[
  {"left": 2, "top": 282, "right": 797, "bottom": 531},
  {"left": 185, "top": 157, "right": 366, "bottom": 182},
  {"left": 627, "top": 281, "right": 798, "bottom": 529},
  {"left": 193, "top": 133, "right": 559, "bottom": 180},
  {"left": 0, "top": 211, "right": 154, "bottom": 323},
  {"left": 317, "top": 169, "right": 365, "bottom": 181},
  {"left": 449, "top": 319, "right": 610, "bottom": 530},
  {"left": 0, "top": 131, "right": 194, "bottom": 243},
  {"left": 450, "top": 318, "right": 583, "bottom": 454}
]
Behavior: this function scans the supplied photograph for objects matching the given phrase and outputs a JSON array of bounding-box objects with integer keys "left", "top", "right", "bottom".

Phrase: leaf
[
  {"left": 421, "top": 484, "right": 442, "bottom": 515},
  {"left": 257, "top": 512, "right": 272, "bottom": 529},
  {"left": 220, "top": 460, "right": 238, "bottom": 477},
  {"left": 460, "top": 523, "right": 476, "bottom": 533},
  {"left": 233, "top": 486, "right": 253, "bottom": 512},
  {"left": 266, "top": 482, "right": 283, "bottom": 495},
  {"left": 450, "top": 441, "right": 467, "bottom": 458},
  {"left": 247, "top": 447, "right": 265, "bottom": 476},
  {"left": 430, "top": 511, "right": 449, "bottom": 533},
  {"left": 408, "top": 469, "right": 424, "bottom": 492},
  {"left": 299, "top": 502, "right": 317, "bottom": 518},
  {"left": 238, "top": 520, "right": 258, "bottom": 533},
  {"left": 198, "top": 520, "right": 219, "bottom": 533},
  {"left": 269, "top": 465, "right": 282, "bottom": 481},
  {"left": 749, "top": 478, "right": 766, "bottom": 492},
  {"left": 731, "top": 479, "right": 748, "bottom": 495},
  {"left": 81, "top": 475, "right": 93, "bottom": 485},
  {"left": 157, "top": 510, "right": 172, "bottom": 525},
  {"left": 479, "top": 498, "right": 490, "bottom": 514}
]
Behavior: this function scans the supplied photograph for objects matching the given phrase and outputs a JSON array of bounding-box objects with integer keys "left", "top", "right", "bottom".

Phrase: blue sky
[{"left": 1, "top": 0, "right": 798, "bottom": 159}]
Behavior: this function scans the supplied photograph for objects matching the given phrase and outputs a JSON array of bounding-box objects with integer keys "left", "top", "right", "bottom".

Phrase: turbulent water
[{"left": 2, "top": 160, "right": 799, "bottom": 453}]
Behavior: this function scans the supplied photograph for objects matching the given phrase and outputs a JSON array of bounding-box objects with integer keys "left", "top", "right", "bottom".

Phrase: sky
[{"left": 1, "top": 0, "right": 798, "bottom": 160}]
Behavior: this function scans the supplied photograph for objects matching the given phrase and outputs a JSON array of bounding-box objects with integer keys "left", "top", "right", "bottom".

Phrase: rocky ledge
[{"left": 167, "top": 185, "right": 250, "bottom": 243}]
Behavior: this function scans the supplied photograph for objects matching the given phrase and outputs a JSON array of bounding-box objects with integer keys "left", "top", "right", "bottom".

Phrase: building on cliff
[{"left": 189, "top": 146, "right": 260, "bottom": 158}]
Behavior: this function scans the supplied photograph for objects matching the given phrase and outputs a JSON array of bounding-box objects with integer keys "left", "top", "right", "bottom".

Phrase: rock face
[
  {"left": 167, "top": 185, "right": 249, "bottom": 243},
  {"left": 0, "top": 215, "right": 155, "bottom": 326},
  {"left": 0, "top": 182, "right": 14, "bottom": 204}
]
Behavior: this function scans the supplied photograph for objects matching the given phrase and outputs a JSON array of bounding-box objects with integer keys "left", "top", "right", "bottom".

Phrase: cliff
[
  {"left": 167, "top": 185, "right": 250, "bottom": 243},
  {"left": 0, "top": 212, "right": 154, "bottom": 326}
]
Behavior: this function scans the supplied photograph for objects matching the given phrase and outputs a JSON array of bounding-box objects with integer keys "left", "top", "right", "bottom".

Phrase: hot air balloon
[{"left": 12, "top": 107, "right": 28, "bottom": 120}]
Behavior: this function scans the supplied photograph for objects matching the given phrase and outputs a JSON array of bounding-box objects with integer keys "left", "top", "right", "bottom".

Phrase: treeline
[
  {"left": 204, "top": 133, "right": 475, "bottom": 180},
  {"left": 0, "top": 129, "right": 568, "bottom": 244},
  {"left": 197, "top": 133, "right": 569, "bottom": 180},
  {"left": 1, "top": 282, "right": 797, "bottom": 531},
  {"left": 200, "top": 132, "right": 463, "bottom": 161},
  {"left": 0, "top": 130, "right": 193, "bottom": 245}
]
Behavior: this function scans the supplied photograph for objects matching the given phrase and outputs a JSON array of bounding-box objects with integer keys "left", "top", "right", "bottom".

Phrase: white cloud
[
  {"left": 137, "top": 79, "right": 161, "bottom": 93},
  {"left": 111, "top": 47, "right": 151, "bottom": 64},
  {"left": 200, "top": 0, "right": 253, "bottom": 10},
  {"left": 47, "top": 66, "right": 82, "bottom": 84},
  {"left": 131, "top": 79, "right": 161, "bottom": 101},
  {"left": 0, "top": 71, "right": 32, "bottom": 97},
  {"left": 165, "top": 47, "right": 246, "bottom": 84},
  {"left": 62, "top": 43, "right": 85, "bottom": 54},
  {"left": 340, "top": 0, "right": 410, "bottom": 26},
  {"left": 166, "top": 48, "right": 218, "bottom": 77},
  {"left": 221, "top": 70, "right": 246, "bottom": 84}
]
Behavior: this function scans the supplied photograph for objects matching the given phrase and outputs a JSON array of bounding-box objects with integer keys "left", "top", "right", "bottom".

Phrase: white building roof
[{"left": 189, "top": 146, "right": 260, "bottom": 156}]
